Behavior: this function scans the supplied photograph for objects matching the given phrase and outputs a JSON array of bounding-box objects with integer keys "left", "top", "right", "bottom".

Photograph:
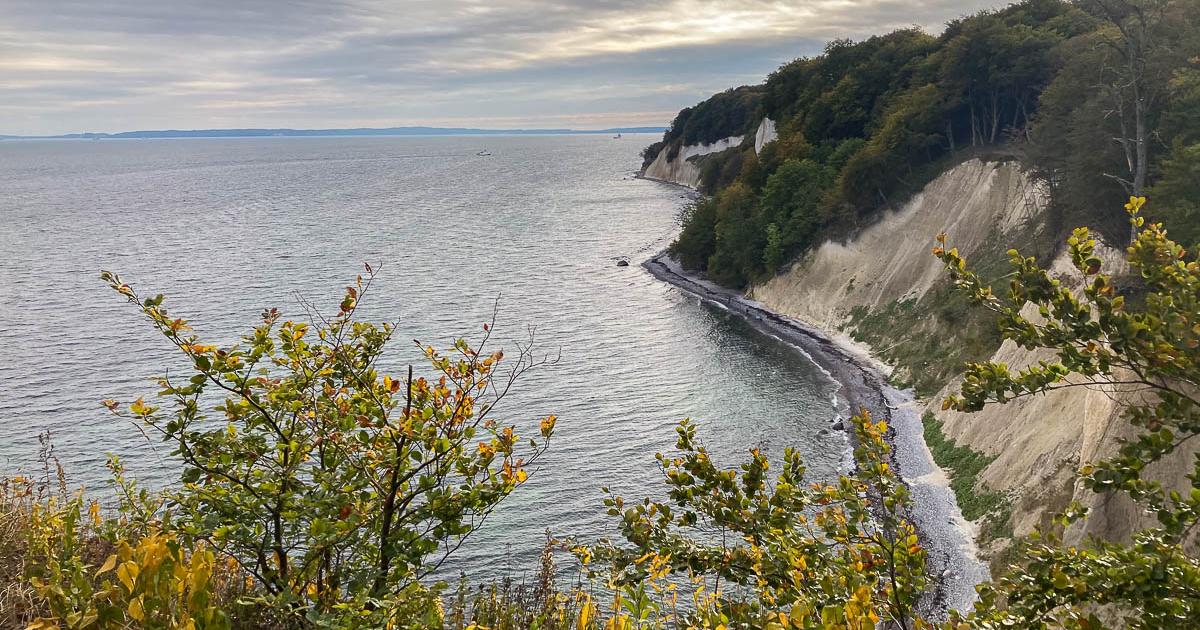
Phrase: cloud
[{"left": 0, "top": 0, "right": 1006, "bottom": 135}]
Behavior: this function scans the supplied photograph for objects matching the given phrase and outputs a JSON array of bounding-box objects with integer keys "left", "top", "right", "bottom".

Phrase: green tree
[
  {"left": 1077, "top": 0, "right": 1189, "bottom": 198},
  {"left": 937, "top": 11, "right": 1061, "bottom": 146},
  {"left": 98, "top": 268, "right": 556, "bottom": 626},
  {"left": 671, "top": 199, "right": 719, "bottom": 272},
  {"left": 762, "top": 223, "right": 786, "bottom": 275},
  {"left": 708, "top": 183, "right": 765, "bottom": 287},
  {"left": 760, "top": 159, "right": 836, "bottom": 269},
  {"left": 1028, "top": 29, "right": 1132, "bottom": 239},
  {"left": 935, "top": 197, "right": 1200, "bottom": 627},
  {"left": 1148, "top": 142, "right": 1200, "bottom": 248},
  {"left": 837, "top": 84, "right": 948, "bottom": 211}
]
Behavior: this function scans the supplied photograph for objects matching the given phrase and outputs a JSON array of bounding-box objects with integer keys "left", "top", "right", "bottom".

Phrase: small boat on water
[
  {"left": 613, "top": 133, "right": 622, "bottom": 139},
  {"left": 476, "top": 149, "right": 492, "bottom": 156}
]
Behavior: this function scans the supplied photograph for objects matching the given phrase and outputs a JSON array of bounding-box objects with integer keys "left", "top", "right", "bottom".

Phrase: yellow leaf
[
  {"left": 117, "top": 561, "right": 139, "bottom": 592},
  {"left": 97, "top": 554, "right": 117, "bottom": 575},
  {"left": 127, "top": 596, "right": 144, "bottom": 621},
  {"left": 576, "top": 595, "right": 595, "bottom": 630}
]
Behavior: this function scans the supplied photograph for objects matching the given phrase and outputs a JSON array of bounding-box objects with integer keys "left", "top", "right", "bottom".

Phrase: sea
[{"left": 0, "top": 134, "right": 844, "bottom": 580}]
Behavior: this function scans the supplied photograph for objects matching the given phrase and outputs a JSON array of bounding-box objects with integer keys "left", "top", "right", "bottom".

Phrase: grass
[
  {"left": 922, "top": 412, "right": 1012, "bottom": 541},
  {"left": 0, "top": 477, "right": 43, "bottom": 628},
  {"left": 846, "top": 287, "right": 1002, "bottom": 397},
  {"left": 842, "top": 218, "right": 1055, "bottom": 397}
]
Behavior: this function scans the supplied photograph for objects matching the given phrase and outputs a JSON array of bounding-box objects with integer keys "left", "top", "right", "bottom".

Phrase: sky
[{"left": 1, "top": 0, "right": 1009, "bottom": 136}]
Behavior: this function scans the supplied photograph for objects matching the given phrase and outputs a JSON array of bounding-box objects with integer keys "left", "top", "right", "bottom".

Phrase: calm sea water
[{"left": 0, "top": 135, "right": 842, "bottom": 578}]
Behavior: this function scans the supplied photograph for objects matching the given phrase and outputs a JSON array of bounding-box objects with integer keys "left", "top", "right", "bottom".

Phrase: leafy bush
[
  {"left": 3, "top": 462, "right": 245, "bottom": 630},
  {"left": 95, "top": 267, "right": 556, "bottom": 627}
]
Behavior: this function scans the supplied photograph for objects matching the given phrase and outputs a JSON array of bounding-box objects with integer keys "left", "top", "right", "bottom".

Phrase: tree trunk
[
  {"left": 989, "top": 90, "right": 1001, "bottom": 144},
  {"left": 373, "top": 365, "right": 414, "bottom": 597},
  {"left": 1133, "top": 88, "right": 1147, "bottom": 197},
  {"left": 1020, "top": 97, "right": 1032, "bottom": 142},
  {"left": 1131, "top": 87, "right": 1147, "bottom": 244},
  {"left": 969, "top": 102, "right": 979, "bottom": 147}
]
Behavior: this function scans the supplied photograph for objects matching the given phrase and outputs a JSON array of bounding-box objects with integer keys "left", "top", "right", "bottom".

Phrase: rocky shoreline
[{"left": 643, "top": 250, "right": 989, "bottom": 618}]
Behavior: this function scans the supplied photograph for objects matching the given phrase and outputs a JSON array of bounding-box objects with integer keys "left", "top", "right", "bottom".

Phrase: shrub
[
  {"left": 96, "top": 267, "right": 557, "bottom": 626},
  {"left": 586, "top": 412, "right": 928, "bottom": 629}
]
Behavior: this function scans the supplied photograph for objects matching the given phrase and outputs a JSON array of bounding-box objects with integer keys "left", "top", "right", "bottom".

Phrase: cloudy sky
[{"left": 1, "top": 0, "right": 1007, "bottom": 135}]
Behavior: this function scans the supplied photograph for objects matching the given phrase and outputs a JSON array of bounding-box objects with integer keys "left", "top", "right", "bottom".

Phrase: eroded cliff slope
[{"left": 748, "top": 158, "right": 1194, "bottom": 556}]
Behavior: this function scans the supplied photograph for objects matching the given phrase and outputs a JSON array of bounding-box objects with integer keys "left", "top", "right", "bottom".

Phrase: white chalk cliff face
[
  {"left": 749, "top": 158, "right": 1196, "bottom": 548},
  {"left": 641, "top": 118, "right": 777, "bottom": 188},
  {"left": 642, "top": 135, "right": 743, "bottom": 188},
  {"left": 754, "top": 117, "right": 777, "bottom": 154}
]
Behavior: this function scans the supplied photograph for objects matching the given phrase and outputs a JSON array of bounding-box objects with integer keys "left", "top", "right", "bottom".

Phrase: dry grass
[
  {"left": 0, "top": 435, "right": 68, "bottom": 628},
  {"left": 1, "top": 486, "right": 51, "bottom": 627}
]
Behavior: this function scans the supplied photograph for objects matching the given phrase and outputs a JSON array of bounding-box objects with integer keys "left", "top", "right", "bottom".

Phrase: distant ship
[
  {"left": 613, "top": 133, "right": 622, "bottom": 139},
  {"left": 476, "top": 149, "right": 492, "bottom": 156}
]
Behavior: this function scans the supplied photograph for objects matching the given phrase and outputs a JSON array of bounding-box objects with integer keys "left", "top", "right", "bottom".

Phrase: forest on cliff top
[{"left": 652, "top": 0, "right": 1200, "bottom": 288}]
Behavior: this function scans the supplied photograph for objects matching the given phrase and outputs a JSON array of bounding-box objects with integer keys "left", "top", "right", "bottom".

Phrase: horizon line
[{"left": 0, "top": 124, "right": 669, "bottom": 140}]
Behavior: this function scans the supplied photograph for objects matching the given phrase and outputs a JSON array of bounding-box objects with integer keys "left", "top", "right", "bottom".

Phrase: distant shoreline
[
  {"left": 0, "top": 127, "right": 666, "bottom": 141},
  {"left": 642, "top": 249, "right": 990, "bottom": 618}
]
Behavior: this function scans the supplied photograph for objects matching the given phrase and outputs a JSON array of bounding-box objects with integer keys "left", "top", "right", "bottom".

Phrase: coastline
[{"left": 643, "top": 250, "right": 989, "bottom": 618}]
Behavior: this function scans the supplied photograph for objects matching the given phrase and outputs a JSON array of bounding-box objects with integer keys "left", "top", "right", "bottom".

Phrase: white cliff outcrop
[
  {"left": 642, "top": 134, "right": 744, "bottom": 188},
  {"left": 754, "top": 117, "right": 777, "bottom": 154},
  {"left": 750, "top": 159, "right": 1044, "bottom": 330},
  {"left": 641, "top": 118, "right": 779, "bottom": 189}
]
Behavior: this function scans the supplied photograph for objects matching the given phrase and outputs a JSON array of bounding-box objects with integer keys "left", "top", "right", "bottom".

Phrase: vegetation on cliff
[{"left": 659, "top": 0, "right": 1200, "bottom": 288}]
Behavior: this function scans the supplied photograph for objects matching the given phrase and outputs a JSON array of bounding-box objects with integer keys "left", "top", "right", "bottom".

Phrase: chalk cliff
[
  {"left": 747, "top": 158, "right": 1195, "bottom": 553},
  {"left": 640, "top": 118, "right": 777, "bottom": 189}
]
